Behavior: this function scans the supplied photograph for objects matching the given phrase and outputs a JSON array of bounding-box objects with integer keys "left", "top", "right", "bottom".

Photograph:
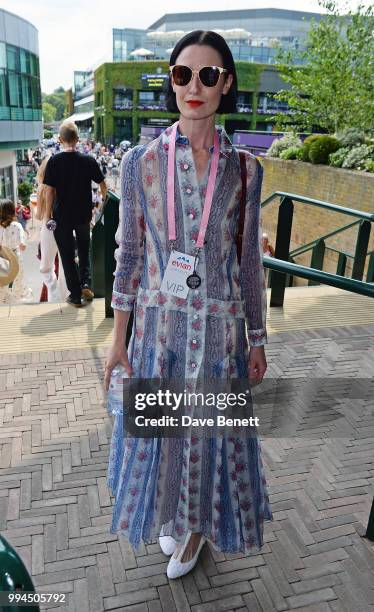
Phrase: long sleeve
[
  {"left": 111, "top": 148, "right": 145, "bottom": 312},
  {"left": 239, "top": 155, "right": 268, "bottom": 346}
]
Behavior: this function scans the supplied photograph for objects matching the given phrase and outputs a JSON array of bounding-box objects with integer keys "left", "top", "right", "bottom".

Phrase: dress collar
[{"left": 162, "top": 123, "right": 233, "bottom": 158}]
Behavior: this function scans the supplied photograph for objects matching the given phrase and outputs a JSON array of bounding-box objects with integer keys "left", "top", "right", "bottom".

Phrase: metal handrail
[
  {"left": 263, "top": 256, "right": 374, "bottom": 298},
  {"left": 261, "top": 191, "right": 374, "bottom": 222},
  {"left": 261, "top": 191, "right": 373, "bottom": 294},
  {"left": 289, "top": 219, "right": 361, "bottom": 258}
]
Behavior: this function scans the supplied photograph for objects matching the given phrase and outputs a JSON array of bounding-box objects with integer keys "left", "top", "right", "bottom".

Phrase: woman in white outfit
[
  {"left": 0, "top": 199, "right": 32, "bottom": 304},
  {"left": 35, "top": 156, "right": 68, "bottom": 302}
]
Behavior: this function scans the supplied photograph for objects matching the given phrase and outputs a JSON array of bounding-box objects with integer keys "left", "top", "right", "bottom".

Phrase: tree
[
  {"left": 42, "top": 87, "right": 67, "bottom": 122},
  {"left": 18, "top": 182, "right": 33, "bottom": 205},
  {"left": 42, "top": 101, "right": 57, "bottom": 124},
  {"left": 272, "top": 1, "right": 374, "bottom": 133}
]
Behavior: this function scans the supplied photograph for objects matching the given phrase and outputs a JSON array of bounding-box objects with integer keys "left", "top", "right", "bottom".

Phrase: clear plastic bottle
[{"left": 107, "top": 364, "right": 129, "bottom": 416}]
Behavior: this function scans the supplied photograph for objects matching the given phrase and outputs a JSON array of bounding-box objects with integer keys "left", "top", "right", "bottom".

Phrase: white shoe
[
  {"left": 159, "top": 535, "right": 178, "bottom": 556},
  {"left": 167, "top": 531, "right": 206, "bottom": 579}
]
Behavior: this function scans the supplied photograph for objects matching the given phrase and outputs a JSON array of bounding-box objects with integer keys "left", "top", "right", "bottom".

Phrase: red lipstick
[{"left": 187, "top": 100, "right": 204, "bottom": 107}]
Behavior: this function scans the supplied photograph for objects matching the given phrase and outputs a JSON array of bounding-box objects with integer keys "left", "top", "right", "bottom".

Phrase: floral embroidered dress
[{"left": 107, "top": 125, "right": 273, "bottom": 554}]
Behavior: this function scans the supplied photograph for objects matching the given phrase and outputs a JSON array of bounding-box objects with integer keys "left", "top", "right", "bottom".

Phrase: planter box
[{"left": 261, "top": 158, "right": 374, "bottom": 284}]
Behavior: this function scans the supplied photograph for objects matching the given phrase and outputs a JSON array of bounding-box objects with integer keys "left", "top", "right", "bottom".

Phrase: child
[
  {"left": 15, "top": 201, "right": 31, "bottom": 231},
  {"left": 0, "top": 199, "right": 32, "bottom": 303}
]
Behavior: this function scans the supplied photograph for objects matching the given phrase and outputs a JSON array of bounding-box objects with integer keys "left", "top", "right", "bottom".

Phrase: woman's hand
[
  {"left": 248, "top": 346, "right": 267, "bottom": 385},
  {"left": 104, "top": 343, "right": 133, "bottom": 392}
]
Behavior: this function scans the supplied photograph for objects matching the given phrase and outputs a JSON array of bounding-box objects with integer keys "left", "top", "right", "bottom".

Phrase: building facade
[
  {"left": 94, "top": 60, "right": 289, "bottom": 145},
  {"left": 93, "top": 8, "right": 326, "bottom": 145},
  {"left": 0, "top": 8, "right": 42, "bottom": 200},
  {"left": 113, "top": 8, "right": 324, "bottom": 65},
  {"left": 64, "top": 70, "right": 94, "bottom": 139}
]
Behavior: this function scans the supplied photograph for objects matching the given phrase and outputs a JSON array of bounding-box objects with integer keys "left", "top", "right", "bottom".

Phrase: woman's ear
[
  {"left": 169, "top": 71, "right": 176, "bottom": 94},
  {"left": 222, "top": 73, "right": 233, "bottom": 95}
]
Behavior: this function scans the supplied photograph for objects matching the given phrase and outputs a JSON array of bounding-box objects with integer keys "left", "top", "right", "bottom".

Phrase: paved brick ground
[{"left": 0, "top": 324, "right": 373, "bottom": 611}]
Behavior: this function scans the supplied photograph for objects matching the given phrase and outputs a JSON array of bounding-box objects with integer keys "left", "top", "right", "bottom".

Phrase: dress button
[
  {"left": 191, "top": 362, "right": 197, "bottom": 368},
  {"left": 183, "top": 163, "right": 189, "bottom": 170},
  {"left": 193, "top": 314, "right": 198, "bottom": 319},
  {"left": 188, "top": 213, "right": 194, "bottom": 219},
  {"left": 191, "top": 239, "right": 196, "bottom": 244},
  {"left": 186, "top": 188, "right": 192, "bottom": 194},
  {"left": 192, "top": 338, "right": 197, "bottom": 344}
]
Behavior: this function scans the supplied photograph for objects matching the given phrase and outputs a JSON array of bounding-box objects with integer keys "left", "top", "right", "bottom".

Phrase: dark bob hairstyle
[{"left": 166, "top": 30, "right": 238, "bottom": 114}]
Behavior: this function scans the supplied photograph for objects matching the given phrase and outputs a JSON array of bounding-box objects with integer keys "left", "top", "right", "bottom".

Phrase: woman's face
[{"left": 172, "top": 44, "right": 233, "bottom": 120}]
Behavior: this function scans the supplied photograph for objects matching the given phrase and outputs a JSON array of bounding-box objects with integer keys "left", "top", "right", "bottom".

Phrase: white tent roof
[
  {"left": 130, "top": 48, "right": 155, "bottom": 56},
  {"left": 64, "top": 111, "right": 94, "bottom": 123}
]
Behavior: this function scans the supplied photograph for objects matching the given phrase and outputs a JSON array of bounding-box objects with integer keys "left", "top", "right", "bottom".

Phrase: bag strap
[{"left": 236, "top": 151, "right": 247, "bottom": 266}]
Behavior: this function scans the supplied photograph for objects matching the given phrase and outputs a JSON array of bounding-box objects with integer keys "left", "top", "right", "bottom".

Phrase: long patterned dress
[{"left": 107, "top": 125, "right": 273, "bottom": 554}]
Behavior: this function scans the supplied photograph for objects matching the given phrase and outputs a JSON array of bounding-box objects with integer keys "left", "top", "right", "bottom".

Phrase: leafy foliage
[
  {"left": 42, "top": 88, "right": 67, "bottom": 122},
  {"left": 279, "top": 146, "right": 301, "bottom": 160},
  {"left": 42, "top": 102, "right": 57, "bottom": 124},
  {"left": 328, "top": 147, "right": 350, "bottom": 167},
  {"left": 308, "top": 136, "right": 340, "bottom": 164},
  {"left": 18, "top": 182, "right": 34, "bottom": 205},
  {"left": 341, "top": 144, "right": 374, "bottom": 170},
  {"left": 335, "top": 127, "right": 366, "bottom": 148},
  {"left": 364, "top": 160, "right": 374, "bottom": 173},
  {"left": 272, "top": 1, "right": 374, "bottom": 132},
  {"left": 266, "top": 133, "right": 303, "bottom": 157}
]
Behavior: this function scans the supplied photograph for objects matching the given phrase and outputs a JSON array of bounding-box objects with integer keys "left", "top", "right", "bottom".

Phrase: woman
[
  {"left": 0, "top": 199, "right": 32, "bottom": 303},
  {"left": 104, "top": 30, "right": 272, "bottom": 580},
  {"left": 35, "top": 156, "right": 68, "bottom": 302}
]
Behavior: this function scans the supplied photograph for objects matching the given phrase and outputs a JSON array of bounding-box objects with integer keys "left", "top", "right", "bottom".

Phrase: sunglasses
[{"left": 170, "top": 65, "right": 228, "bottom": 88}]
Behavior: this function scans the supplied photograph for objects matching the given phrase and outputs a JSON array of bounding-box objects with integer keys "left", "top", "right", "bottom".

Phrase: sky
[{"left": 2, "top": 0, "right": 364, "bottom": 93}]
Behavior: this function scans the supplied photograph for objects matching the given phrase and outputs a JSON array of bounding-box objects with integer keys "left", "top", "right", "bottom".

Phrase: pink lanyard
[{"left": 167, "top": 121, "right": 220, "bottom": 250}]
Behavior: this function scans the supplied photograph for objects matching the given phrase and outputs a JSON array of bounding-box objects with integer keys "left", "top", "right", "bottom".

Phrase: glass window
[
  {"left": 139, "top": 91, "right": 154, "bottom": 102},
  {"left": 114, "top": 117, "right": 132, "bottom": 142},
  {"left": 31, "top": 77, "right": 41, "bottom": 108},
  {"left": 0, "top": 43, "right": 6, "bottom": 69},
  {"left": 7, "top": 46, "right": 19, "bottom": 72},
  {"left": 8, "top": 72, "right": 22, "bottom": 107},
  {"left": 30, "top": 53, "right": 39, "bottom": 77},
  {"left": 20, "top": 49, "right": 31, "bottom": 74},
  {"left": 113, "top": 87, "right": 133, "bottom": 110},
  {"left": 22, "top": 75, "right": 32, "bottom": 107},
  {"left": 0, "top": 44, "right": 41, "bottom": 119},
  {"left": 0, "top": 68, "right": 8, "bottom": 107},
  {"left": 0, "top": 167, "right": 14, "bottom": 200}
]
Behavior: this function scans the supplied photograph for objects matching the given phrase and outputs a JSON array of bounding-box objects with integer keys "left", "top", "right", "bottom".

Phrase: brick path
[{"left": 0, "top": 323, "right": 373, "bottom": 611}]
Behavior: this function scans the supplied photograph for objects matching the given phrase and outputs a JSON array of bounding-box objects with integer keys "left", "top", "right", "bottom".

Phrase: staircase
[{"left": 1, "top": 285, "right": 373, "bottom": 355}]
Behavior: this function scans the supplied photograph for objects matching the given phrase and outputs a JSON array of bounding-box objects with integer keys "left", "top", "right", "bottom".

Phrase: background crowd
[
  {"left": 0, "top": 130, "right": 131, "bottom": 305},
  {"left": 0, "top": 122, "right": 273, "bottom": 307}
]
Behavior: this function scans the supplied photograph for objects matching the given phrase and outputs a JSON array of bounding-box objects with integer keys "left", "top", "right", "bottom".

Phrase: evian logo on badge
[
  {"left": 171, "top": 257, "right": 192, "bottom": 270},
  {"left": 160, "top": 250, "right": 196, "bottom": 299}
]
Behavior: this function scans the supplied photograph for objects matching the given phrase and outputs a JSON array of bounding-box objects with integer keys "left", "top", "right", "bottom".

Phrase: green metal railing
[
  {"left": 91, "top": 191, "right": 133, "bottom": 344},
  {"left": 93, "top": 189, "right": 374, "bottom": 314},
  {"left": 261, "top": 192, "right": 374, "bottom": 306},
  {"left": 0, "top": 535, "right": 40, "bottom": 612},
  {"left": 366, "top": 499, "right": 374, "bottom": 541},
  {"left": 91, "top": 190, "right": 119, "bottom": 318}
]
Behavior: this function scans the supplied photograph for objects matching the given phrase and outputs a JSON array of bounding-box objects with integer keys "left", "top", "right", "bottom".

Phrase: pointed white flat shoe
[
  {"left": 159, "top": 535, "right": 178, "bottom": 556},
  {"left": 167, "top": 531, "right": 206, "bottom": 579}
]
